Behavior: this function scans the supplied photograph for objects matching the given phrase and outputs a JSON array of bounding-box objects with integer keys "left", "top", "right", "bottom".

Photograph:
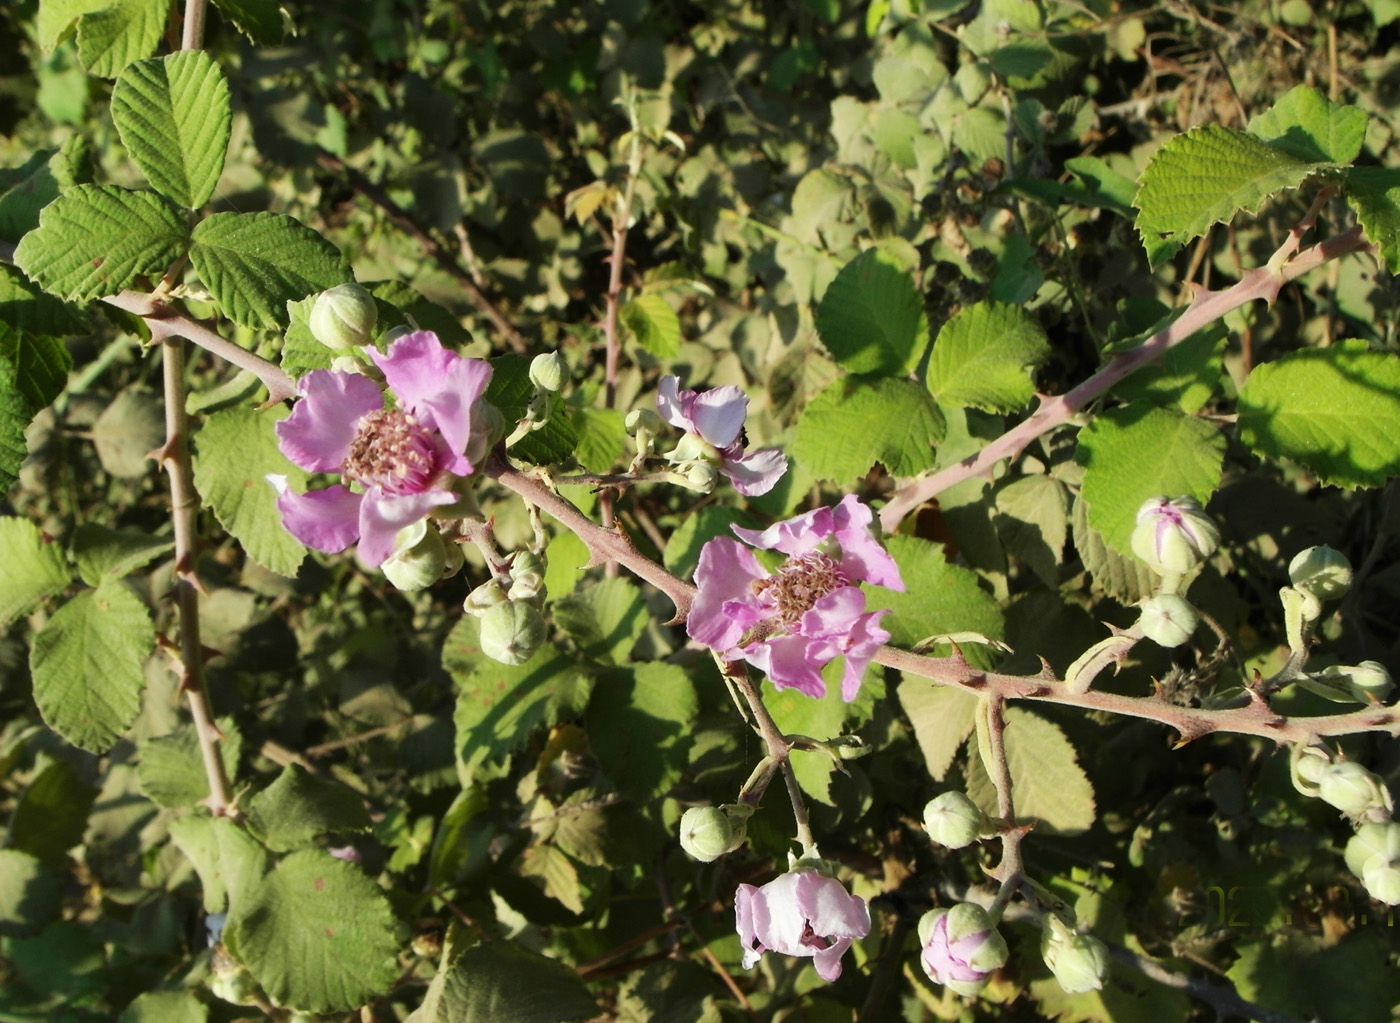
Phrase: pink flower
[
  {"left": 735, "top": 870, "right": 870, "bottom": 982},
  {"left": 688, "top": 496, "right": 903, "bottom": 700},
  {"left": 268, "top": 332, "right": 492, "bottom": 568},
  {"left": 657, "top": 376, "right": 787, "bottom": 496},
  {"left": 918, "top": 904, "right": 1009, "bottom": 996}
]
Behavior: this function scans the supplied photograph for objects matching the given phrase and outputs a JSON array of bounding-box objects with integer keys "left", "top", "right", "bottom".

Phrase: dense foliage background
[{"left": 6, "top": 0, "right": 1400, "bottom": 1021}]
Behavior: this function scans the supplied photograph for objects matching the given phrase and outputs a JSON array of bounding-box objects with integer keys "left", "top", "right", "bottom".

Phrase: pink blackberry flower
[
  {"left": 735, "top": 869, "right": 870, "bottom": 982},
  {"left": 657, "top": 376, "right": 787, "bottom": 496}
]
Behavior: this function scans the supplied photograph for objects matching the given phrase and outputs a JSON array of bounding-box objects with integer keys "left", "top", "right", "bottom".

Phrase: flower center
[
  {"left": 342, "top": 408, "right": 440, "bottom": 495},
  {"left": 753, "top": 552, "right": 848, "bottom": 626}
]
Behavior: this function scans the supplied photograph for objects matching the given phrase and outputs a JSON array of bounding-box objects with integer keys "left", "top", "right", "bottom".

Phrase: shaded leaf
[
  {"left": 964, "top": 708, "right": 1096, "bottom": 834},
  {"left": 588, "top": 663, "right": 697, "bottom": 802},
  {"left": 816, "top": 248, "right": 929, "bottom": 377},
  {"left": 244, "top": 764, "right": 373, "bottom": 852}
]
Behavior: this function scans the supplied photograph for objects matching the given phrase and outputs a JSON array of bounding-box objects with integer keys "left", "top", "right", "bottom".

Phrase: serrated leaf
[
  {"left": 1108, "top": 318, "right": 1227, "bottom": 413},
  {"left": 168, "top": 815, "right": 268, "bottom": 914},
  {"left": 791, "top": 376, "right": 943, "bottom": 483},
  {"left": 189, "top": 211, "right": 351, "bottom": 329},
  {"left": 0, "top": 315, "right": 69, "bottom": 416},
  {"left": 963, "top": 708, "right": 1095, "bottom": 835},
  {"left": 407, "top": 941, "right": 597, "bottom": 1023},
  {"left": 211, "top": 0, "right": 285, "bottom": 44},
  {"left": 245, "top": 764, "right": 373, "bottom": 851},
  {"left": 928, "top": 301, "right": 1050, "bottom": 412},
  {"left": 0, "top": 517, "right": 71, "bottom": 627},
  {"left": 865, "top": 534, "right": 1004, "bottom": 649},
  {"left": 553, "top": 577, "right": 648, "bottom": 665},
  {"left": 815, "top": 248, "right": 929, "bottom": 376},
  {"left": 586, "top": 663, "right": 696, "bottom": 802},
  {"left": 369, "top": 280, "right": 473, "bottom": 349},
  {"left": 994, "top": 474, "right": 1069, "bottom": 587},
  {"left": 71, "top": 523, "right": 173, "bottom": 585},
  {"left": 1238, "top": 340, "right": 1400, "bottom": 489},
  {"left": 1063, "top": 156, "right": 1138, "bottom": 216},
  {"left": 8, "top": 758, "right": 96, "bottom": 867},
  {"left": 111, "top": 51, "right": 232, "bottom": 208},
  {"left": 485, "top": 354, "right": 578, "bottom": 464},
  {"left": 0, "top": 150, "right": 61, "bottom": 244},
  {"left": 1076, "top": 405, "right": 1225, "bottom": 554},
  {"left": 137, "top": 720, "right": 242, "bottom": 809},
  {"left": 1345, "top": 167, "right": 1400, "bottom": 274},
  {"left": 13, "top": 184, "right": 187, "bottom": 302},
  {"left": 30, "top": 582, "right": 152, "bottom": 752},
  {"left": 225, "top": 848, "right": 403, "bottom": 1013},
  {"left": 517, "top": 843, "right": 584, "bottom": 914},
  {"left": 621, "top": 293, "right": 681, "bottom": 358},
  {"left": 193, "top": 404, "right": 308, "bottom": 577},
  {"left": 1071, "top": 492, "right": 1157, "bottom": 603},
  {"left": 0, "top": 264, "right": 89, "bottom": 337},
  {"left": 0, "top": 850, "right": 64, "bottom": 938},
  {"left": 1135, "top": 125, "right": 1335, "bottom": 266},
  {"left": 39, "top": 0, "right": 167, "bottom": 78},
  {"left": 571, "top": 405, "right": 626, "bottom": 474},
  {"left": 1246, "top": 85, "right": 1367, "bottom": 165},
  {"left": 898, "top": 682, "right": 979, "bottom": 782}
]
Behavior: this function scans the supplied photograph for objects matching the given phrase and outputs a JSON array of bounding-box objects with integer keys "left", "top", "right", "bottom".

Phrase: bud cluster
[{"left": 465, "top": 548, "right": 551, "bottom": 666}]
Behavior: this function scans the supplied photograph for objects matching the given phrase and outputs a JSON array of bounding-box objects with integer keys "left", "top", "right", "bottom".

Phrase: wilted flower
[
  {"left": 657, "top": 376, "right": 787, "bottom": 496},
  {"left": 1130, "top": 495, "right": 1220, "bottom": 576},
  {"left": 918, "top": 903, "right": 1008, "bottom": 996},
  {"left": 734, "top": 870, "right": 870, "bottom": 981},
  {"left": 689, "top": 496, "right": 904, "bottom": 700},
  {"left": 268, "top": 332, "right": 492, "bottom": 568}
]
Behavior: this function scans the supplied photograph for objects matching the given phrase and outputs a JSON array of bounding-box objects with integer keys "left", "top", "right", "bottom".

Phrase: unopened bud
[
  {"left": 1138, "top": 594, "right": 1199, "bottom": 648},
  {"left": 678, "top": 804, "right": 752, "bottom": 862},
  {"left": 1289, "top": 546, "right": 1352, "bottom": 601},
  {"left": 309, "top": 283, "right": 377, "bottom": 350},
  {"left": 1041, "top": 915, "right": 1110, "bottom": 994},
  {"left": 626, "top": 408, "right": 663, "bottom": 437},
  {"left": 1130, "top": 496, "right": 1220, "bottom": 576},
  {"left": 529, "top": 351, "right": 569, "bottom": 392},
  {"left": 381, "top": 522, "right": 447, "bottom": 592},
  {"left": 479, "top": 600, "right": 547, "bottom": 666},
  {"left": 1308, "top": 662, "right": 1395, "bottom": 704},
  {"left": 667, "top": 432, "right": 721, "bottom": 466},
  {"left": 508, "top": 550, "right": 547, "bottom": 605},
  {"left": 467, "top": 400, "right": 504, "bottom": 467},
  {"left": 675, "top": 460, "right": 720, "bottom": 493},
  {"left": 922, "top": 791, "right": 986, "bottom": 850},
  {"left": 1346, "top": 822, "right": 1400, "bottom": 879},
  {"left": 464, "top": 579, "right": 508, "bottom": 616},
  {"left": 918, "top": 903, "right": 1008, "bottom": 996},
  {"left": 1317, "top": 761, "right": 1393, "bottom": 817},
  {"left": 208, "top": 947, "right": 260, "bottom": 1005}
]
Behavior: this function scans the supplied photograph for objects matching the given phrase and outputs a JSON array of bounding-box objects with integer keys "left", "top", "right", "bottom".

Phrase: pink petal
[
  {"left": 356, "top": 487, "right": 459, "bottom": 568},
  {"left": 722, "top": 448, "right": 788, "bottom": 497},
  {"left": 372, "top": 333, "right": 493, "bottom": 477},
  {"left": 735, "top": 883, "right": 765, "bottom": 969},
  {"left": 689, "top": 538, "right": 769, "bottom": 651},
  {"left": 732, "top": 505, "right": 834, "bottom": 557},
  {"left": 656, "top": 376, "right": 692, "bottom": 431},
  {"left": 837, "top": 610, "right": 892, "bottom": 701},
  {"left": 832, "top": 495, "right": 904, "bottom": 590},
  {"left": 277, "top": 371, "right": 384, "bottom": 473},
  {"left": 685, "top": 385, "right": 748, "bottom": 449},
  {"left": 743, "top": 636, "right": 827, "bottom": 698},
  {"left": 797, "top": 586, "right": 868, "bottom": 639},
  {"left": 274, "top": 484, "right": 363, "bottom": 553}
]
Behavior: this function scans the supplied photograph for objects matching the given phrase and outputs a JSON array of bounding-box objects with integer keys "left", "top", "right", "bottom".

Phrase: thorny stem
[
  {"left": 879, "top": 224, "right": 1373, "bottom": 532},
  {"left": 727, "top": 663, "right": 818, "bottom": 856},
  {"left": 981, "top": 696, "right": 1028, "bottom": 921}
]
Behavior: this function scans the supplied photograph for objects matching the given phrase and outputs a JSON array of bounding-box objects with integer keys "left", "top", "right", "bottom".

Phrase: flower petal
[
  {"left": 685, "top": 385, "right": 748, "bottom": 449},
  {"left": 722, "top": 447, "right": 788, "bottom": 496},
  {"left": 742, "top": 636, "right": 827, "bottom": 698},
  {"left": 732, "top": 504, "right": 833, "bottom": 557},
  {"left": 689, "top": 538, "right": 769, "bottom": 651},
  {"left": 276, "top": 370, "right": 384, "bottom": 473},
  {"left": 356, "top": 487, "right": 459, "bottom": 568},
  {"left": 735, "top": 882, "right": 767, "bottom": 969},
  {"left": 832, "top": 495, "right": 904, "bottom": 590},
  {"left": 274, "top": 483, "right": 363, "bottom": 553},
  {"left": 656, "top": 376, "right": 692, "bottom": 431},
  {"left": 371, "top": 332, "right": 493, "bottom": 477}
]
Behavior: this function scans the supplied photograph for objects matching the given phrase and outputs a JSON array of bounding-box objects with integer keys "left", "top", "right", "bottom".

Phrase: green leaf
[
  {"left": 0, "top": 366, "right": 30, "bottom": 490},
  {"left": 427, "top": 786, "right": 492, "bottom": 888},
  {"left": 8, "top": 758, "right": 96, "bottom": 867},
  {"left": 1345, "top": 167, "right": 1400, "bottom": 274},
  {"left": 0, "top": 850, "right": 64, "bottom": 938},
  {"left": 586, "top": 663, "right": 697, "bottom": 802},
  {"left": 899, "top": 682, "right": 979, "bottom": 782},
  {"left": 0, "top": 516, "right": 71, "bottom": 627},
  {"left": 1135, "top": 125, "right": 1335, "bottom": 266},
  {"left": 517, "top": 843, "right": 584, "bottom": 914},
  {"left": 928, "top": 301, "right": 1050, "bottom": 412},
  {"left": 1070, "top": 492, "right": 1158, "bottom": 604},
  {"left": 279, "top": 293, "right": 335, "bottom": 378},
  {"left": 1237, "top": 340, "right": 1400, "bottom": 489},
  {"left": 0, "top": 150, "right": 62, "bottom": 245},
  {"left": 1076, "top": 405, "right": 1225, "bottom": 555},
  {"left": 1108, "top": 316, "right": 1227, "bottom": 413},
  {"left": 1246, "top": 85, "right": 1367, "bottom": 164},
  {"left": 30, "top": 582, "right": 152, "bottom": 753},
  {"left": 791, "top": 376, "right": 943, "bottom": 483},
  {"left": 994, "top": 474, "right": 1069, "bottom": 587},
  {"left": 193, "top": 404, "right": 308, "bottom": 577},
  {"left": 663, "top": 505, "right": 753, "bottom": 582},
  {"left": 1063, "top": 156, "right": 1138, "bottom": 216},
  {"left": 211, "top": 0, "right": 286, "bottom": 44},
  {"left": 570, "top": 406, "right": 626, "bottom": 474},
  {"left": 6, "top": 918, "right": 106, "bottom": 999},
  {"left": 815, "top": 248, "right": 929, "bottom": 377},
  {"left": 137, "top": 720, "right": 242, "bottom": 809},
  {"left": 110, "top": 51, "right": 232, "bottom": 208},
  {"left": 1228, "top": 930, "right": 1400, "bottom": 1023},
  {"left": 0, "top": 315, "right": 72, "bottom": 411},
  {"left": 963, "top": 708, "right": 1096, "bottom": 835},
  {"left": 189, "top": 211, "right": 351, "bottom": 329},
  {"left": 119, "top": 990, "right": 209, "bottom": 1023},
  {"left": 168, "top": 815, "right": 268, "bottom": 914},
  {"left": 38, "top": 0, "right": 167, "bottom": 78},
  {"left": 407, "top": 941, "right": 597, "bottom": 1023},
  {"left": 13, "top": 184, "right": 187, "bottom": 302},
  {"left": 225, "top": 848, "right": 403, "bottom": 1013},
  {"left": 621, "top": 294, "right": 682, "bottom": 358},
  {"left": 553, "top": 577, "right": 648, "bottom": 665},
  {"left": 765, "top": 669, "right": 853, "bottom": 804},
  {"left": 245, "top": 764, "right": 373, "bottom": 852},
  {"left": 866, "top": 534, "right": 1005, "bottom": 649},
  {"left": 71, "top": 523, "right": 173, "bottom": 586},
  {"left": 0, "top": 264, "right": 89, "bottom": 337},
  {"left": 485, "top": 354, "right": 578, "bottom": 464}
]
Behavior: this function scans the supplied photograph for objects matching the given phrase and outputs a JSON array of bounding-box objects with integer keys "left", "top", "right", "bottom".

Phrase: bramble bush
[{"left": 5, "top": 0, "right": 1400, "bottom": 1020}]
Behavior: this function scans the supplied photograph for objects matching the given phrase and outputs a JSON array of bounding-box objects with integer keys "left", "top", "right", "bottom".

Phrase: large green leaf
[
  {"left": 928, "top": 301, "right": 1050, "bottom": 412},
  {"left": 586, "top": 663, "right": 697, "bottom": 802},
  {"left": 621, "top": 294, "right": 681, "bottom": 358},
  {"left": 167, "top": 815, "right": 267, "bottom": 914},
  {"left": 192, "top": 404, "right": 308, "bottom": 577},
  {"left": 1345, "top": 167, "right": 1400, "bottom": 274},
  {"left": 553, "top": 577, "right": 648, "bottom": 665},
  {"left": 1135, "top": 125, "right": 1335, "bottom": 266},
  {"left": 136, "top": 720, "right": 242, "bottom": 809},
  {"left": 111, "top": 51, "right": 232, "bottom": 208},
  {"left": 866, "top": 534, "right": 1005, "bottom": 649},
  {"left": 244, "top": 764, "right": 374, "bottom": 852},
  {"left": 407, "top": 941, "right": 596, "bottom": 1023},
  {"left": 13, "top": 184, "right": 188, "bottom": 302},
  {"left": 1246, "top": 84, "right": 1368, "bottom": 164},
  {"left": 0, "top": 264, "right": 89, "bottom": 338},
  {"left": 30, "top": 582, "right": 153, "bottom": 753},
  {"left": 815, "top": 248, "right": 929, "bottom": 376},
  {"left": 0, "top": 516, "right": 71, "bottom": 627},
  {"left": 71, "top": 523, "right": 173, "bottom": 586},
  {"left": 225, "top": 849, "right": 403, "bottom": 1013},
  {"left": 899, "top": 683, "right": 979, "bottom": 782},
  {"left": 791, "top": 376, "right": 943, "bottom": 483},
  {"left": 963, "top": 707, "right": 1096, "bottom": 835},
  {"left": 38, "top": 0, "right": 167, "bottom": 78},
  {"left": 0, "top": 850, "right": 64, "bottom": 938},
  {"left": 189, "top": 211, "right": 351, "bottom": 329},
  {"left": 1076, "top": 405, "right": 1225, "bottom": 555},
  {"left": 1238, "top": 340, "right": 1400, "bottom": 489}
]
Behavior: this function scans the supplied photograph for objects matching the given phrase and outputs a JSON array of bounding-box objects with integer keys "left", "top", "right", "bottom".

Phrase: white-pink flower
[
  {"left": 657, "top": 376, "right": 787, "bottom": 496},
  {"left": 735, "top": 870, "right": 870, "bottom": 981}
]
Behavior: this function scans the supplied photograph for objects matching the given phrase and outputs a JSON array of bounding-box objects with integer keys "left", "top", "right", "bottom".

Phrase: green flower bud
[
  {"left": 479, "top": 600, "right": 547, "bottom": 666},
  {"left": 529, "top": 351, "right": 569, "bottom": 392},
  {"left": 1138, "top": 593, "right": 1199, "bottom": 648},
  {"left": 464, "top": 579, "right": 508, "bottom": 616},
  {"left": 508, "top": 550, "right": 548, "bottom": 605},
  {"left": 1130, "top": 496, "right": 1220, "bottom": 576},
  {"left": 1345, "top": 822, "right": 1400, "bottom": 879},
  {"left": 309, "top": 283, "right": 377, "bottom": 350},
  {"left": 1316, "top": 761, "right": 1393, "bottom": 817},
  {"left": 329, "top": 353, "right": 369, "bottom": 375},
  {"left": 1362, "top": 856, "right": 1400, "bottom": 906},
  {"left": 1291, "top": 746, "right": 1329, "bottom": 795},
  {"left": 1041, "top": 915, "right": 1110, "bottom": 994},
  {"left": 626, "top": 408, "right": 664, "bottom": 437},
  {"left": 922, "top": 791, "right": 986, "bottom": 850},
  {"left": 1309, "top": 662, "right": 1396, "bottom": 704},
  {"left": 667, "top": 432, "right": 721, "bottom": 466},
  {"left": 1289, "top": 546, "right": 1352, "bottom": 601},
  {"left": 674, "top": 460, "right": 720, "bottom": 493},
  {"left": 441, "top": 536, "right": 465, "bottom": 579},
  {"left": 678, "top": 804, "right": 752, "bottom": 862},
  {"left": 381, "top": 522, "right": 447, "bottom": 592}
]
